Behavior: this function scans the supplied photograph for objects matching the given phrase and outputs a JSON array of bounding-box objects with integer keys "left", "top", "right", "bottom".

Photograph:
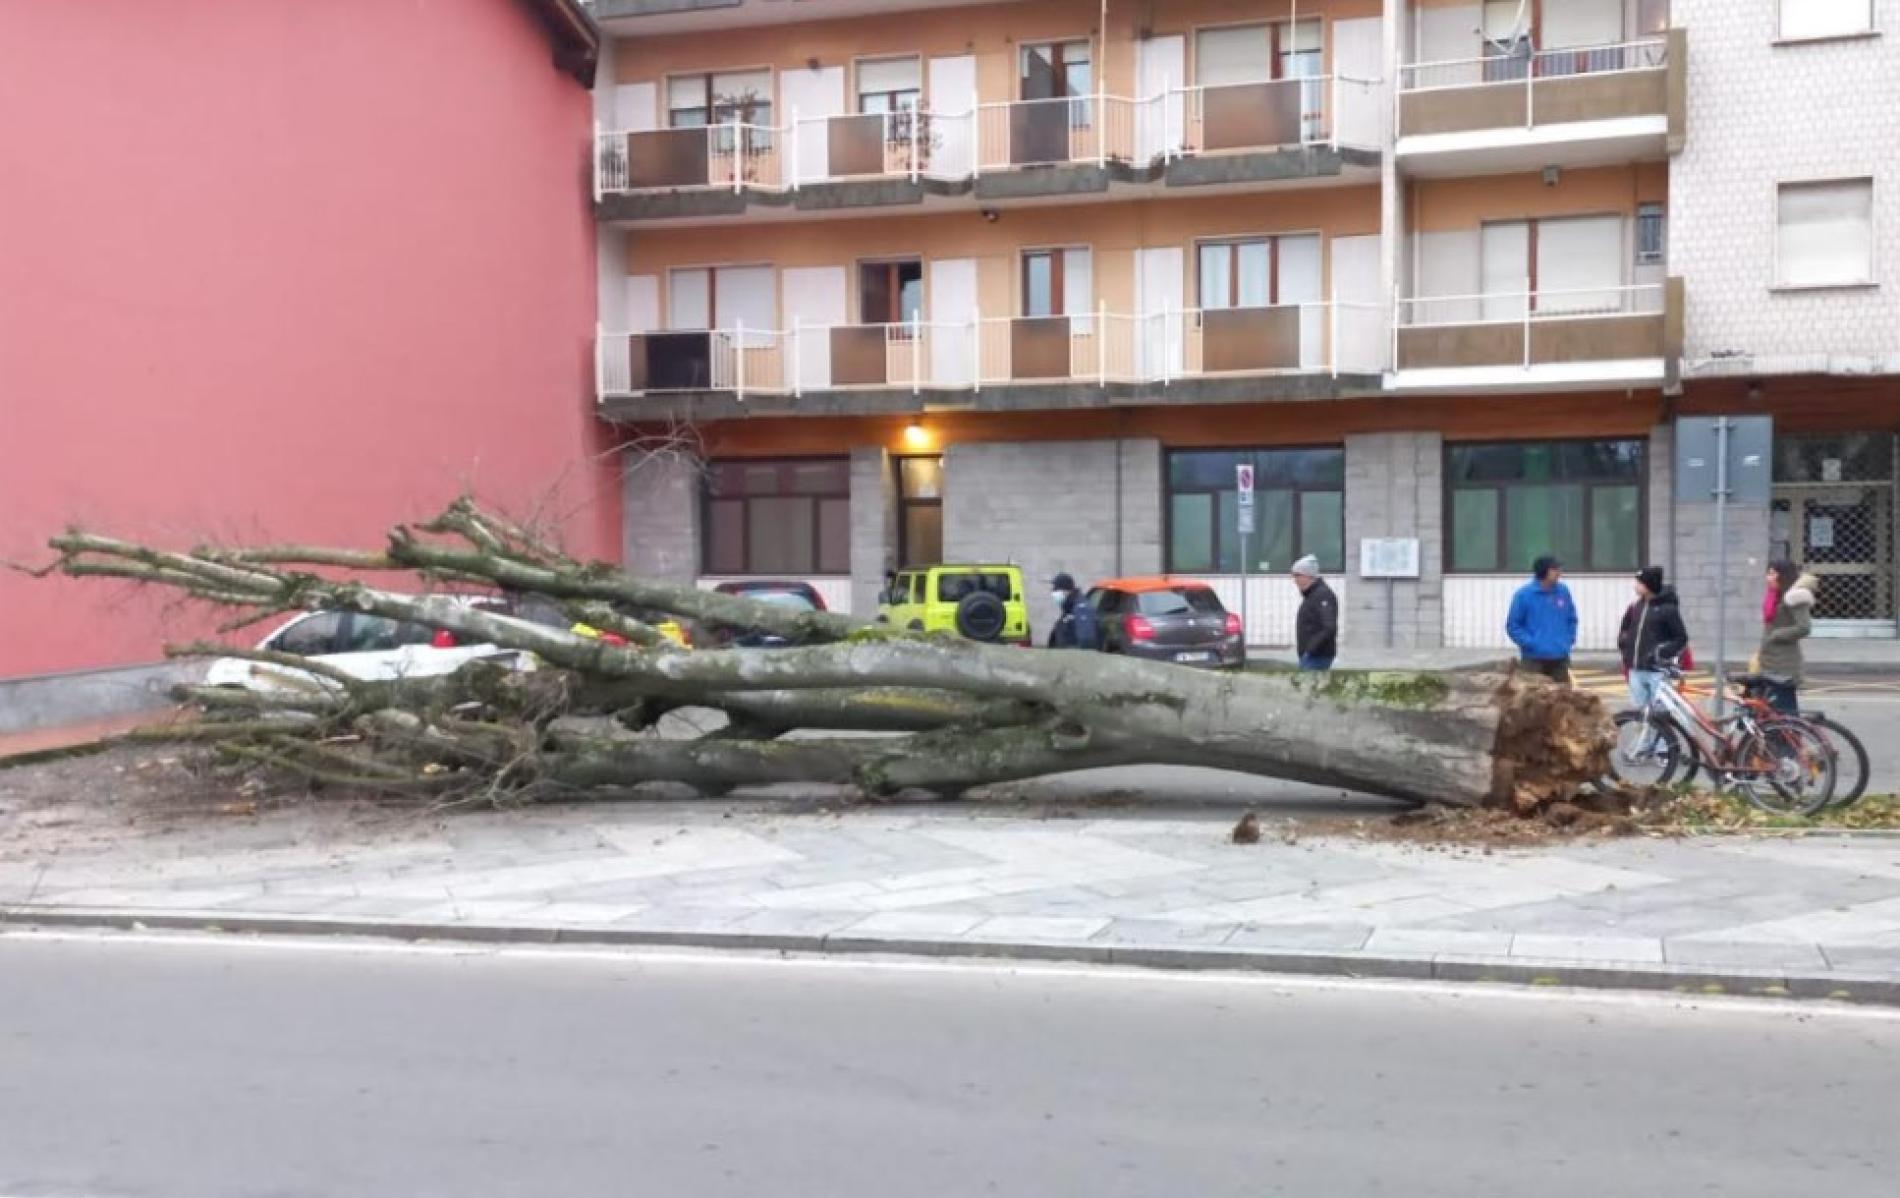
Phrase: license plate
[{"left": 1175, "top": 651, "right": 1215, "bottom": 664}]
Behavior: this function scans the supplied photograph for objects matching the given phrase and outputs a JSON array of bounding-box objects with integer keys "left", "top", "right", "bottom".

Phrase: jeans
[
  {"left": 1628, "top": 668, "right": 1664, "bottom": 751},
  {"left": 1298, "top": 654, "right": 1335, "bottom": 671},
  {"left": 1759, "top": 679, "right": 1799, "bottom": 715}
]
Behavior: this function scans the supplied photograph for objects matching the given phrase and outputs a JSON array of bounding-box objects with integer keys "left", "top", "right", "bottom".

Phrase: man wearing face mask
[{"left": 1047, "top": 573, "right": 1099, "bottom": 650}]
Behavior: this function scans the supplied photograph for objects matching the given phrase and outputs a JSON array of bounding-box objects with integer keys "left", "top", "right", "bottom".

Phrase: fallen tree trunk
[{"left": 36, "top": 502, "right": 1611, "bottom": 810}]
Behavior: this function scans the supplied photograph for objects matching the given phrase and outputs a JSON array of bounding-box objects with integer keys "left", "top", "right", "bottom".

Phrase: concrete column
[
  {"left": 1116, "top": 438, "right": 1164, "bottom": 577},
  {"left": 1343, "top": 430, "right": 1444, "bottom": 650},
  {"left": 621, "top": 449, "right": 699, "bottom": 583},
  {"left": 849, "top": 446, "right": 896, "bottom": 617}
]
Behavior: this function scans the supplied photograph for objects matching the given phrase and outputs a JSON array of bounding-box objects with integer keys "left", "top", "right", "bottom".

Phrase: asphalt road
[{"left": 3, "top": 934, "right": 1897, "bottom": 1197}]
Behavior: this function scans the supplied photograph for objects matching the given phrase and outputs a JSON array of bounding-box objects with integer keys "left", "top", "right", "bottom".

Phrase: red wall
[{"left": 0, "top": 0, "right": 617, "bottom": 677}]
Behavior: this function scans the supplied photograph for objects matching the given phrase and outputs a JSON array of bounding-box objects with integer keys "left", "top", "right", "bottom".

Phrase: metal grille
[{"left": 1771, "top": 434, "right": 1897, "bottom": 626}]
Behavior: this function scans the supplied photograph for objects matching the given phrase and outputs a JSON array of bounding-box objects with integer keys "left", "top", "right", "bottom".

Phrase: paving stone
[
  {"left": 1223, "top": 922, "right": 1375, "bottom": 951},
  {"left": 1662, "top": 940, "right": 1829, "bottom": 971},
  {"left": 1364, "top": 928, "right": 1515, "bottom": 957},
  {"left": 844, "top": 910, "right": 987, "bottom": 937},
  {"left": 965, "top": 915, "right": 1114, "bottom": 942},
  {"left": 1510, "top": 933, "right": 1666, "bottom": 965},
  {"left": 1090, "top": 918, "right": 1240, "bottom": 946}
]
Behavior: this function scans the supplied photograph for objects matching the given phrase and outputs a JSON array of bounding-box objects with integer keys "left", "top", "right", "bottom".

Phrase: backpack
[{"left": 1067, "top": 598, "right": 1100, "bottom": 650}]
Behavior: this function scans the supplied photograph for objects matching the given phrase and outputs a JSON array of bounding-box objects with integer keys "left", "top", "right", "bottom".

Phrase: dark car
[
  {"left": 1088, "top": 577, "right": 1244, "bottom": 669},
  {"left": 705, "top": 579, "right": 828, "bottom": 647}
]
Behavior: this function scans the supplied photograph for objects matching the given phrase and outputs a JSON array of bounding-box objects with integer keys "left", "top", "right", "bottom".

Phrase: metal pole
[
  {"left": 1713, "top": 416, "right": 1732, "bottom": 716},
  {"left": 792, "top": 315, "right": 802, "bottom": 397},
  {"left": 735, "top": 319, "right": 746, "bottom": 399},
  {"left": 730, "top": 116, "right": 743, "bottom": 193},
  {"left": 1385, "top": 577, "right": 1396, "bottom": 649},
  {"left": 789, "top": 106, "right": 800, "bottom": 190},
  {"left": 1240, "top": 530, "right": 1251, "bottom": 651}
]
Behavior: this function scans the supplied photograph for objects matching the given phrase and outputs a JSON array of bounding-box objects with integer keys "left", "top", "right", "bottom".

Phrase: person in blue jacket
[{"left": 1506, "top": 555, "right": 1579, "bottom": 686}]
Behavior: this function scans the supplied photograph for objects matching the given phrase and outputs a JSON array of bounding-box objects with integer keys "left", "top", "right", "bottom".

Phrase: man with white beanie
[{"left": 1291, "top": 554, "right": 1338, "bottom": 671}]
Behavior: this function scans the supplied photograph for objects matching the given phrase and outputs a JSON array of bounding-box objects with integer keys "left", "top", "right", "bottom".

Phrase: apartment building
[{"left": 588, "top": 0, "right": 1898, "bottom": 649}]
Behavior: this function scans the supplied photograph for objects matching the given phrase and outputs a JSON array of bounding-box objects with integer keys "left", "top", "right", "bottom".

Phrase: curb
[{"left": 5, "top": 905, "right": 1897, "bottom": 1008}]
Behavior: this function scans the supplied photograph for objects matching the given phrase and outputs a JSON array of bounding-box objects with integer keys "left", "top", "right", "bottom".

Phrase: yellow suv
[{"left": 877, "top": 565, "right": 1031, "bottom": 645}]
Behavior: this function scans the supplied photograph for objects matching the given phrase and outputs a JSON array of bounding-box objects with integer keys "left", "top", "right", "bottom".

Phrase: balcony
[
  {"left": 1392, "top": 279, "right": 1682, "bottom": 392},
  {"left": 593, "top": 75, "right": 1382, "bottom": 222},
  {"left": 1396, "top": 32, "right": 1683, "bottom": 177},
  {"left": 595, "top": 302, "right": 1387, "bottom": 419}
]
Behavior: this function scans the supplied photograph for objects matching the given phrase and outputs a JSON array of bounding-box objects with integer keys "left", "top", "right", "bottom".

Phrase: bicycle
[
  {"left": 1607, "top": 665, "right": 1837, "bottom": 816},
  {"left": 1664, "top": 681, "right": 1869, "bottom": 809},
  {"left": 1806, "top": 710, "right": 1872, "bottom": 808}
]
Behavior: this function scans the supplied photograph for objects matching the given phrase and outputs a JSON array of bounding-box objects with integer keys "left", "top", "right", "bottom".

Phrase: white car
[{"left": 203, "top": 605, "right": 534, "bottom": 695}]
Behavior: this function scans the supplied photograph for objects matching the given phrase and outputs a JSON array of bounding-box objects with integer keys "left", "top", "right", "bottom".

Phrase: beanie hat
[
  {"left": 1636, "top": 566, "right": 1665, "bottom": 594},
  {"left": 1290, "top": 554, "right": 1321, "bottom": 577}
]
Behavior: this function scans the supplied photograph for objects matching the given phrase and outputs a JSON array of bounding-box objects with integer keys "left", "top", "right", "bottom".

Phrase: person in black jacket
[
  {"left": 1291, "top": 555, "right": 1338, "bottom": 671},
  {"left": 1617, "top": 565, "right": 1689, "bottom": 758}
]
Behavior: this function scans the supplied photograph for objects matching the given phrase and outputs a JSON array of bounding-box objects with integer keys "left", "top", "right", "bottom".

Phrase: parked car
[
  {"left": 701, "top": 579, "right": 827, "bottom": 648},
  {"left": 202, "top": 599, "right": 534, "bottom": 694},
  {"left": 508, "top": 593, "right": 689, "bottom": 648},
  {"left": 877, "top": 565, "right": 1031, "bottom": 645},
  {"left": 1088, "top": 577, "right": 1245, "bottom": 669}
]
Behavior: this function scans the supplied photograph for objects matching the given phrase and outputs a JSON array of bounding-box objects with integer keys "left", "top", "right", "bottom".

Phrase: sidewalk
[{"left": 5, "top": 792, "right": 1900, "bottom": 1003}]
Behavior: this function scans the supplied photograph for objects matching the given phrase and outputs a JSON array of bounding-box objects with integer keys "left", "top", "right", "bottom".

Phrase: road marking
[{"left": 6, "top": 925, "right": 1898, "bottom": 1024}]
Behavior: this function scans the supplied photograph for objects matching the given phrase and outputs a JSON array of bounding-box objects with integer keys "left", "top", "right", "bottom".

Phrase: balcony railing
[
  {"left": 1397, "top": 38, "right": 1670, "bottom": 138},
  {"left": 1394, "top": 283, "right": 1668, "bottom": 372},
  {"left": 595, "top": 75, "right": 1382, "bottom": 199},
  {"left": 598, "top": 302, "right": 1387, "bottom": 400}
]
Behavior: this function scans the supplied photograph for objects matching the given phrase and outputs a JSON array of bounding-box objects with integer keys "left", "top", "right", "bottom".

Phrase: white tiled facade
[{"left": 1672, "top": 1, "right": 1900, "bottom": 375}]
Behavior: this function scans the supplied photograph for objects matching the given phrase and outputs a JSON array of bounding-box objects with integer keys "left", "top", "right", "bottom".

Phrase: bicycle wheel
[
  {"left": 1735, "top": 719, "right": 1836, "bottom": 818},
  {"left": 1608, "top": 710, "right": 1684, "bottom": 788},
  {"left": 1808, "top": 713, "right": 1871, "bottom": 808}
]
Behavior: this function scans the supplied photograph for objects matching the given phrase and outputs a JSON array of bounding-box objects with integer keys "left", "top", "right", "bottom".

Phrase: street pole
[
  {"left": 1240, "top": 530, "right": 1251, "bottom": 647},
  {"left": 1713, "top": 416, "right": 1731, "bottom": 716}
]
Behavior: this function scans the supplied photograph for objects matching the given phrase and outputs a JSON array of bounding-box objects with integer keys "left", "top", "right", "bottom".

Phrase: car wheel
[{"left": 953, "top": 592, "right": 1007, "bottom": 642}]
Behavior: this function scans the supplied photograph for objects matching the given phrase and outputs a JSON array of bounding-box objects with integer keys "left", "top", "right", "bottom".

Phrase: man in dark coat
[{"left": 1292, "top": 555, "right": 1338, "bottom": 671}]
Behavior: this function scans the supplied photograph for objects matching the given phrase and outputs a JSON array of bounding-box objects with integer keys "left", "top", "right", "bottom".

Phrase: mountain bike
[{"left": 1607, "top": 666, "right": 1836, "bottom": 816}]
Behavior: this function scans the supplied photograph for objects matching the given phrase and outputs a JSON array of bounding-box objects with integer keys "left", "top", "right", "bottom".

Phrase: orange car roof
[{"left": 1096, "top": 575, "right": 1215, "bottom": 593}]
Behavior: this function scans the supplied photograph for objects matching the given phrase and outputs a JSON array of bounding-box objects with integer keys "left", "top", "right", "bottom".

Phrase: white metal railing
[
  {"left": 1393, "top": 283, "right": 1666, "bottom": 370},
  {"left": 1396, "top": 283, "right": 1665, "bottom": 327},
  {"left": 1399, "top": 37, "right": 1669, "bottom": 93},
  {"left": 594, "top": 74, "right": 1387, "bottom": 197},
  {"left": 597, "top": 301, "right": 1388, "bottom": 401}
]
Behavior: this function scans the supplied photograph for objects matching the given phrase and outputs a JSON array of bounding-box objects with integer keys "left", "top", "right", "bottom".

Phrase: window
[
  {"left": 669, "top": 70, "right": 773, "bottom": 153},
  {"left": 1778, "top": 0, "right": 1874, "bottom": 41},
  {"left": 858, "top": 57, "right": 922, "bottom": 115},
  {"left": 1194, "top": 21, "right": 1320, "bottom": 84},
  {"left": 703, "top": 458, "right": 851, "bottom": 576},
  {"left": 1020, "top": 41, "right": 1092, "bottom": 127},
  {"left": 896, "top": 455, "right": 943, "bottom": 568},
  {"left": 1777, "top": 179, "right": 1874, "bottom": 288},
  {"left": 1478, "top": 215, "right": 1627, "bottom": 316},
  {"left": 937, "top": 572, "right": 1014, "bottom": 602},
  {"left": 1195, "top": 21, "right": 1322, "bottom": 140},
  {"left": 668, "top": 70, "right": 773, "bottom": 129},
  {"left": 1482, "top": 0, "right": 1533, "bottom": 81},
  {"left": 1196, "top": 235, "right": 1320, "bottom": 310},
  {"left": 1166, "top": 448, "right": 1345, "bottom": 575},
  {"left": 1022, "top": 248, "right": 1093, "bottom": 331},
  {"left": 859, "top": 259, "right": 924, "bottom": 327},
  {"left": 669, "top": 264, "right": 775, "bottom": 347},
  {"left": 1636, "top": 203, "right": 1666, "bottom": 266},
  {"left": 1446, "top": 440, "right": 1645, "bottom": 574},
  {"left": 272, "top": 611, "right": 344, "bottom": 657}
]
